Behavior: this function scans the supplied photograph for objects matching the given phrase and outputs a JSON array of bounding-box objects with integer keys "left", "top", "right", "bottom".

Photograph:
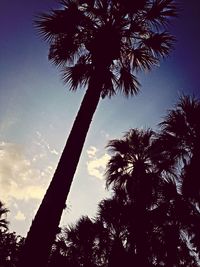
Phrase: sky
[{"left": 0, "top": 0, "right": 200, "bottom": 237}]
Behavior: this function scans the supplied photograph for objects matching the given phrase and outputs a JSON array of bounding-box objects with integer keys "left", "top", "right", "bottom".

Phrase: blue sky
[{"left": 0, "top": 0, "right": 200, "bottom": 237}]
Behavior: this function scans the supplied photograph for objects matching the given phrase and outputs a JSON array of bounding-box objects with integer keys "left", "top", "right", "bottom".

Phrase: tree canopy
[{"left": 47, "top": 95, "right": 200, "bottom": 267}]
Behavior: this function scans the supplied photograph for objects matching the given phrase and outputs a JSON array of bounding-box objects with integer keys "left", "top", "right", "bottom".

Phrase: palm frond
[
  {"left": 107, "top": 139, "right": 130, "bottom": 154},
  {"left": 142, "top": 31, "right": 175, "bottom": 57},
  {"left": 159, "top": 95, "right": 200, "bottom": 148},
  {"left": 146, "top": 0, "right": 178, "bottom": 27},
  {"left": 62, "top": 63, "right": 92, "bottom": 90},
  {"left": 48, "top": 35, "right": 81, "bottom": 66},
  {"left": 106, "top": 153, "right": 126, "bottom": 182},
  {"left": 115, "top": 0, "right": 147, "bottom": 14},
  {"left": 178, "top": 95, "right": 200, "bottom": 130},
  {"left": 116, "top": 67, "right": 140, "bottom": 97},
  {"left": 35, "top": 1, "right": 81, "bottom": 41},
  {"left": 101, "top": 69, "right": 117, "bottom": 98},
  {"left": 130, "top": 47, "right": 159, "bottom": 71}
]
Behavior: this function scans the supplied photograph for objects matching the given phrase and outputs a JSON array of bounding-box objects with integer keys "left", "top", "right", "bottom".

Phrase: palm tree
[
  {"left": 155, "top": 95, "right": 200, "bottom": 260},
  {"left": 105, "top": 128, "right": 164, "bottom": 266},
  {"left": 106, "top": 129, "right": 162, "bottom": 204},
  {"left": 105, "top": 128, "right": 199, "bottom": 265},
  {"left": 158, "top": 95, "right": 200, "bottom": 204},
  {"left": 19, "top": 1, "right": 177, "bottom": 266}
]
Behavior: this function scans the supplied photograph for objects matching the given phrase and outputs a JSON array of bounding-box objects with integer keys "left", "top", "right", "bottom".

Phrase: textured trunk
[{"left": 18, "top": 70, "right": 103, "bottom": 267}]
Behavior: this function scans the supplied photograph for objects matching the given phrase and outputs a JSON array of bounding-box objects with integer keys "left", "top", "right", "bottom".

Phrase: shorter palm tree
[
  {"left": 106, "top": 129, "right": 162, "bottom": 207},
  {"left": 158, "top": 95, "right": 200, "bottom": 204},
  {"left": 105, "top": 129, "right": 165, "bottom": 266}
]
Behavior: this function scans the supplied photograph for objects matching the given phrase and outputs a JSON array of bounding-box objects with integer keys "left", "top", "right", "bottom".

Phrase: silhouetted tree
[
  {"left": 19, "top": 1, "right": 177, "bottom": 266},
  {"left": 46, "top": 108, "right": 200, "bottom": 266},
  {"left": 105, "top": 129, "right": 163, "bottom": 266},
  {"left": 0, "top": 202, "right": 25, "bottom": 267},
  {"left": 159, "top": 95, "right": 200, "bottom": 204},
  {"left": 0, "top": 232, "right": 24, "bottom": 267},
  {"left": 157, "top": 95, "right": 200, "bottom": 260},
  {"left": 104, "top": 126, "right": 199, "bottom": 265}
]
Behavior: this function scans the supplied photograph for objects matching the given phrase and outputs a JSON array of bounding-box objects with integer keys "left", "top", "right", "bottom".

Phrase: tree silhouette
[
  {"left": 105, "top": 129, "right": 164, "bottom": 266},
  {"left": 49, "top": 179, "right": 199, "bottom": 266},
  {"left": 0, "top": 201, "right": 25, "bottom": 267},
  {"left": 94, "top": 123, "right": 200, "bottom": 265},
  {"left": 159, "top": 95, "right": 200, "bottom": 204},
  {"left": 157, "top": 95, "right": 200, "bottom": 260},
  {"left": 19, "top": 1, "right": 177, "bottom": 266},
  {"left": 46, "top": 95, "right": 200, "bottom": 266}
]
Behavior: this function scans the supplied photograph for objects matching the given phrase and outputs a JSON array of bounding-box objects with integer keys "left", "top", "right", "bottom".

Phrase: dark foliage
[
  {"left": 0, "top": 202, "right": 25, "bottom": 267},
  {"left": 47, "top": 95, "right": 200, "bottom": 267}
]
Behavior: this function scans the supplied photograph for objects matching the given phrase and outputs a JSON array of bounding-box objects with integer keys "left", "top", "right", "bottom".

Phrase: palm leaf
[
  {"left": 62, "top": 63, "right": 92, "bottom": 90},
  {"left": 130, "top": 47, "right": 159, "bottom": 71},
  {"left": 116, "top": 67, "right": 140, "bottom": 97},
  {"left": 35, "top": 1, "right": 81, "bottom": 41},
  {"left": 146, "top": 0, "right": 178, "bottom": 27},
  {"left": 142, "top": 31, "right": 175, "bottom": 57},
  {"left": 48, "top": 35, "right": 81, "bottom": 66},
  {"left": 101, "top": 69, "right": 117, "bottom": 98}
]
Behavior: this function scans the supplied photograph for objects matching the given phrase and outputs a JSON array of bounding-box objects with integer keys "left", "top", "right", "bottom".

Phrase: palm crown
[
  {"left": 36, "top": 0, "right": 177, "bottom": 97},
  {"left": 158, "top": 95, "right": 200, "bottom": 202}
]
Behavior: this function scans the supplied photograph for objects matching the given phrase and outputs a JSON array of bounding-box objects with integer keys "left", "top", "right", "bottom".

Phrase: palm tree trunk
[
  {"left": 18, "top": 70, "right": 103, "bottom": 267},
  {"left": 135, "top": 208, "right": 149, "bottom": 267}
]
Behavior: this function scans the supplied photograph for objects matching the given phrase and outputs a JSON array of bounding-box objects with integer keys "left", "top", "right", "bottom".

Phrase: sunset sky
[{"left": 0, "top": 0, "right": 200, "bottom": 237}]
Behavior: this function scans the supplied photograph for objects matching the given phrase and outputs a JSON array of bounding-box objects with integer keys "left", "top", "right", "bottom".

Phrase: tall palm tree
[{"left": 19, "top": 1, "right": 177, "bottom": 266}]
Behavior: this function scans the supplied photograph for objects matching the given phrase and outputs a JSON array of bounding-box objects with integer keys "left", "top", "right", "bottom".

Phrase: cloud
[
  {"left": 35, "top": 131, "right": 59, "bottom": 156},
  {"left": 15, "top": 211, "right": 26, "bottom": 221},
  {"left": 86, "top": 146, "right": 110, "bottom": 180},
  {"left": 87, "top": 146, "right": 98, "bottom": 158},
  {"left": 0, "top": 142, "right": 50, "bottom": 203}
]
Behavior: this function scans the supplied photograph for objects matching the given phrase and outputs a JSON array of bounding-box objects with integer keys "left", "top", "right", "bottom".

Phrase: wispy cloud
[
  {"left": 87, "top": 146, "right": 98, "bottom": 158},
  {"left": 86, "top": 146, "right": 110, "bottom": 180},
  {"left": 35, "top": 131, "right": 59, "bottom": 156}
]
